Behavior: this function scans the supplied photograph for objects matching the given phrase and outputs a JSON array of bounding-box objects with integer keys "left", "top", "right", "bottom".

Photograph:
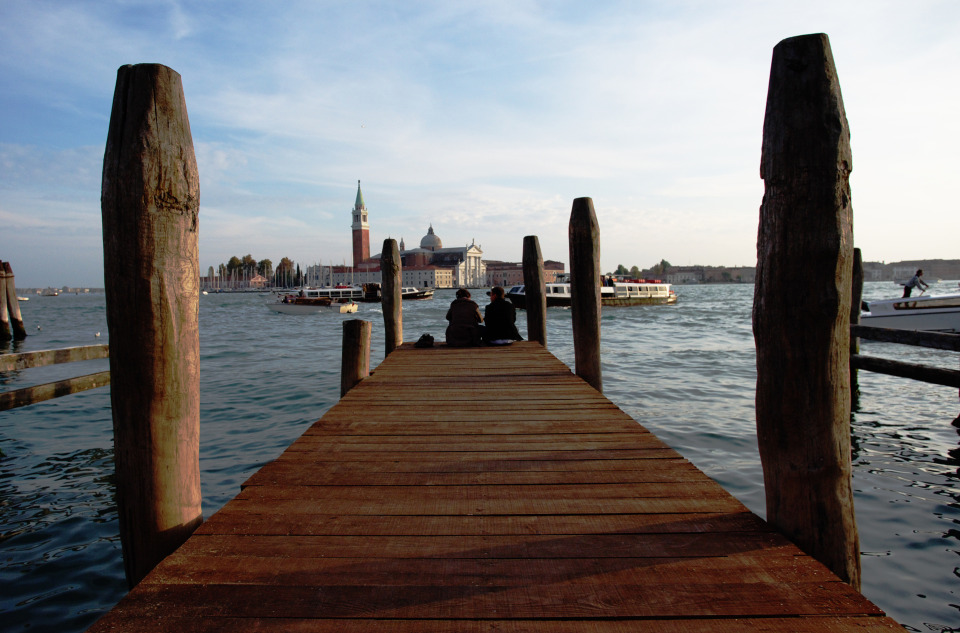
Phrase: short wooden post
[
  {"left": 341, "top": 319, "right": 372, "bottom": 396},
  {"left": 850, "top": 248, "right": 863, "bottom": 407},
  {"left": 569, "top": 197, "right": 602, "bottom": 392},
  {"left": 101, "top": 63, "right": 202, "bottom": 588},
  {"left": 381, "top": 238, "right": 402, "bottom": 356},
  {"left": 3, "top": 262, "right": 28, "bottom": 340},
  {"left": 753, "top": 34, "right": 859, "bottom": 589},
  {"left": 522, "top": 236, "right": 547, "bottom": 346}
]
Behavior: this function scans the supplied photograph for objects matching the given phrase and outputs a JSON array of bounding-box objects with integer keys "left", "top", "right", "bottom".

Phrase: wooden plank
[
  {"left": 0, "top": 343, "right": 109, "bottom": 371},
  {"left": 0, "top": 370, "right": 111, "bottom": 412},
  {"left": 851, "top": 353, "right": 960, "bottom": 388},
  {"left": 852, "top": 324, "right": 960, "bottom": 351},
  {"left": 87, "top": 341, "right": 904, "bottom": 632}
]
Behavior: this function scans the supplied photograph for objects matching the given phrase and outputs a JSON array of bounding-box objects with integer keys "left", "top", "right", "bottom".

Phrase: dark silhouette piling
[
  {"left": 522, "top": 235, "right": 547, "bottom": 346},
  {"left": 753, "top": 34, "right": 859, "bottom": 589},
  {"left": 381, "top": 238, "right": 402, "bottom": 356},
  {"left": 569, "top": 197, "right": 602, "bottom": 393}
]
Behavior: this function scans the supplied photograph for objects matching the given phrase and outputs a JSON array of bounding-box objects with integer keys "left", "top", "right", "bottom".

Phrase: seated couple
[{"left": 445, "top": 287, "right": 523, "bottom": 347}]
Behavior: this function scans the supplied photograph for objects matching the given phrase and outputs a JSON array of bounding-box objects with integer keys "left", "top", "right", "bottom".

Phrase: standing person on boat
[
  {"left": 902, "top": 269, "right": 930, "bottom": 298},
  {"left": 482, "top": 286, "right": 523, "bottom": 345},
  {"left": 445, "top": 288, "right": 482, "bottom": 347}
]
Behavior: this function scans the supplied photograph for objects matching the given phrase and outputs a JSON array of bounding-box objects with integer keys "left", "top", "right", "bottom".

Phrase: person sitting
[
  {"left": 902, "top": 269, "right": 929, "bottom": 298},
  {"left": 445, "top": 288, "right": 482, "bottom": 347},
  {"left": 482, "top": 286, "right": 523, "bottom": 345}
]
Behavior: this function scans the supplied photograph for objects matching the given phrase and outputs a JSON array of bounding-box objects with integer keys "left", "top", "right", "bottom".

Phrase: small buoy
[{"left": 95, "top": 332, "right": 101, "bottom": 337}]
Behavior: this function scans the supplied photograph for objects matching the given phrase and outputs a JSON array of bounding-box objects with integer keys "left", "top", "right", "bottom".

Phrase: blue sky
[{"left": 1, "top": 1, "right": 957, "bottom": 287}]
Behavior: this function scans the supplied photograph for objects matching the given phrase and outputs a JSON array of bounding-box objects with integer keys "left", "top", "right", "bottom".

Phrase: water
[{"left": 1, "top": 283, "right": 958, "bottom": 632}]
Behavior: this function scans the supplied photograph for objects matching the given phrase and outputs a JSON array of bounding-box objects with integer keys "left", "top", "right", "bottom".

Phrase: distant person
[
  {"left": 445, "top": 288, "right": 482, "bottom": 347},
  {"left": 482, "top": 286, "right": 523, "bottom": 345},
  {"left": 902, "top": 269, "right": 929, "bottom": 298}
]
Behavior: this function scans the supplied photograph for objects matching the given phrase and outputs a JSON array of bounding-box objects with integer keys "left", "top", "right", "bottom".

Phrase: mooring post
[
  {"left": 569, "top": 197, "right": 602, "bottom": 392},
  {"left": 850, "top": 248, "right": 863, "bottom": 407},
  {"left": 0, "top": 263, "right": 10, "bottom": 342},
  {"left": 341, "top": 319, "right": 372, "bottom": 396},
  {"left": 3, "top": 262, "right": 27, "bottom": 341},
  {"left": 753, "top": 34, "right": 860, "bottom": 589},
  {"left": 522, "top": 235, "right": 547, "bottom": 346},
  {"left": 2, "top": 262, "right": 27, "bottom": 340},
  {"left": 381, "top": 238, "right": 403, "bottom": 356},
  {"left": 101, "top": 63, "right": 202, "bottom": 588}
]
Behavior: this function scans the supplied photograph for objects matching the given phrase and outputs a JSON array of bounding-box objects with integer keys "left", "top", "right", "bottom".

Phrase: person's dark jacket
[
  {"left": 483, "top": 298, "right": 522, "bottom": 342},
  {"left": 445, "top": 298, "right": 482, "bottom": 346}
]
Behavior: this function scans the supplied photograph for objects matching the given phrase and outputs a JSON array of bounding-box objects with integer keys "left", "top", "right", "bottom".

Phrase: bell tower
[{"left": 351, "top": 180, "right": 370, "bottom": 268}]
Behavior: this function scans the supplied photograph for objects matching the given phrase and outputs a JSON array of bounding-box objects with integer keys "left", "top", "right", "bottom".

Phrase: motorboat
[
  {"left": 506, "top": 275, "right": 677, "bottom": 309},
  {"left": 861, "top": 291, "right": 960, "bottom": 332},
  {"left": 266, "top": 287, "right": 359, "bottom": 315},
  {"left": 358, "top": 283, "right": 435, "bottom": 302}
]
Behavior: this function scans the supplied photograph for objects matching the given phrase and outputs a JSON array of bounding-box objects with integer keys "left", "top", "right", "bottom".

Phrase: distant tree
[
  {"left": 615, "top": 264, "right": 629, "bottom": 276},
  {"left": 276, "top": 257, "right": 294, "bottom": 288},
  {"left": 721, "top": 271, "right": 732, "bottom": 282},
  {"left": 242, "top": 254, "right": 256, "bottom": 278},
  {"left": 629, "top": 265, "right": 641, "bottom": 278},
  {"left": 651, "top": 259, "right": 672, "bottom": 276},
  {"left": 257, "top": 259, "right": 273, "bottom": 279}
]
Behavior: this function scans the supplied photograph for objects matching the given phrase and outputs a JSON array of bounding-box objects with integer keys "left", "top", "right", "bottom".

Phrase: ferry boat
[
  {"left": 506, "top": 275, "right": 677, "bottom": 309},
  {"left": 359, "top": 283, "right": 435, "bottom": 302},
  {"left": 861, "top": 291, "right": 960, "bottom": 332},
  {"left": 266, "top": 287, "right": 360, "bottom": 315}
]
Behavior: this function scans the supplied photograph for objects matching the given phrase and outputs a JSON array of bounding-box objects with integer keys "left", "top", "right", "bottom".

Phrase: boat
[
  {"left": 266, "top": 287, "right": 360, "bottom": 315},
  {"left": 506, "top": 275, "right": 677, "bottom": 309},
  {"left": 861, "top": 291, "right": 960, "bottom": 332},
  {"left": 17, "top": 296, "right": 29, "bottom": 301},
  {"left": 358, "top": 283, "right": 435, "bottom": 302}
]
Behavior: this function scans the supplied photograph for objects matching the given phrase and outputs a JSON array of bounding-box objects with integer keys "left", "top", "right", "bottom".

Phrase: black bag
[{"left": 414, "top": 333, "right": 434, "bottom": 348}]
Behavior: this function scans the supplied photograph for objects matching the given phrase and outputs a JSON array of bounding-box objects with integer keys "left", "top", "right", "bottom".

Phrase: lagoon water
[{"left": 1, "top": 283, "right": 958, "bottom": 632}]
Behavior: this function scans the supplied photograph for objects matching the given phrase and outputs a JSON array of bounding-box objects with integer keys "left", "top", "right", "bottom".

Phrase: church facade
[{"left": 327, "top": 181, "right": 486, "bottom": 288}]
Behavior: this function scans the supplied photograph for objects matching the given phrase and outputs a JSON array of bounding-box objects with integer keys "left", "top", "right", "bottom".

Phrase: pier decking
[{"left": 89, "top": 341, "right": 904, "bottom": 632}]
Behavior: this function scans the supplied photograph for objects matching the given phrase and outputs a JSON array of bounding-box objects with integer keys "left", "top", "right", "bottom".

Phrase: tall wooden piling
[
  {"left": 522, "top": 235, "right": 547, "bottom": 346},
  {"left": 341, "top": 319, "right": 372, "bottom": 396},
  {"left": 569, "top": 197, "right": 602, "bottom": 393},
  {"left": 101, "top": 63, "right": 202, "bottom": 588},
  {"left": 753, "top": 34, "right": 859, "bottom": 588},
  {"left": 381, "top": 238, "right": 402, "bottom": 356},
  {"left": 2, "top": 262, "right": 27, "bottom": 340},
  {"left": 0, "top": 264, "right": 10, "bottom": 342}
]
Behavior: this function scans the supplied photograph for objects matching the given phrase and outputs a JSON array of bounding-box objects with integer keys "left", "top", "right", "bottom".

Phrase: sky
[{"left": 1, "top": 1, "right": 957, "bottom": 288}]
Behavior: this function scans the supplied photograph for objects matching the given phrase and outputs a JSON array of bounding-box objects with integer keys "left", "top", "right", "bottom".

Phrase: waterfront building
[
  {"left": 351, "top": 180, "right": 370, "bottom": 269},
  {"left": 485, "top": 260, "right": 565, "bottom": 287}
]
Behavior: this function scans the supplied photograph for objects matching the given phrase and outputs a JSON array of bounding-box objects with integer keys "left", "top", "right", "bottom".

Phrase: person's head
[
  {"left": 917, "top": 269, "right": 923, "bottom": 276},
  {"left": 486, "top": 286, "right": 505, "bottom": 300},
  {"left": 456, "top": 288, "right": 470, "bottom": 299}
]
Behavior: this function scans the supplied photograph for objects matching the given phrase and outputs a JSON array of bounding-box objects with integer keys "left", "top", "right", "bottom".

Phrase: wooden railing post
[
  {"left": 0, "top": 263, "right": 10, "bottom": 342},
  {"left": 522, "top": 235, "right": 547, "bottom": 346},
  {"left": 569, "top": 197, "right": 602, "bottom": 393},
  {"left": 753, "top": 34, "right": 860, "bottom": 589},
  {"left": 101, "top": 63, "right": 202, "bottom": 588},
  {"left": 341, "top": 319, "right": 372, "bottom": 396},
  {"left": 381, "top": 238, "right": 402, "bottom": 356}
]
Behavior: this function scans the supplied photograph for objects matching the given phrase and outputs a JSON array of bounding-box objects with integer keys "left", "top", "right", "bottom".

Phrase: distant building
[
  {"left": 485, "top": 260, "right": 565, "bottom": 287},
  {"left": 351, "top": 180, "right": 370, "bottom": 268}
]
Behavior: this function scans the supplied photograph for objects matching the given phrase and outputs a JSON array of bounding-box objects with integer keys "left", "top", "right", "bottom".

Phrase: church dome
[{"left": 420, "top": 224, "right": 442, "bottom": 251}]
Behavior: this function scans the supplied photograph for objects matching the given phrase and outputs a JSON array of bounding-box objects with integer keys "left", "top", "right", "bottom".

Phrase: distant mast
[{"left": 351, "top": 180, "right": 370, "bottom": 269}]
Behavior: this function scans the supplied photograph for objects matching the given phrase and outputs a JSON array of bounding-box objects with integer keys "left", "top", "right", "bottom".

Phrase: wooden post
[
  {"left": 753, "top": 34, "right": 859, "bottom": 589},
  {"left": 0, "top": 263, "right": 10, "bottom": 342},
  {"left": 850, "top": 248, "right": 863, "bottom": 408},
  {"left": 3, "top": 262, "right": 28, "bottom": 340},
  {"left": 522, "top": 236, "right": 547, "bottom": 346},
  {"left": 568, "top": 197, "right": 602, "bottom": 393},
  {"left": 341, "top": 319, "right": 372, "bottom": 396},
  {"left": 101, "top": 63, "right": 202, "bottom": 588},
  {"left": 381, "top": 238, "right": 402, "bottom": 356}
]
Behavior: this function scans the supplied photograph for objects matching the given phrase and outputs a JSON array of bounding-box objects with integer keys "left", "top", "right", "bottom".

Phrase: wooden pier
[{"left": 89, "top": 342, "right": 903, "bottom": 632}]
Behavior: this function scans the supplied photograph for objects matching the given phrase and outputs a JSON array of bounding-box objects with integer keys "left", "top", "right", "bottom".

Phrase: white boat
[
  {"left": 357, "top": 283, "right": 435, "bottom": 302},
  {"left": 266, "top": 287, "right": 360, "bottom": 315},
  {"left": 861, "top": 292, "right": 960, "bottom": 332},
  {"left": 506, "top": 275, "right": 677, "bottom": 309}
]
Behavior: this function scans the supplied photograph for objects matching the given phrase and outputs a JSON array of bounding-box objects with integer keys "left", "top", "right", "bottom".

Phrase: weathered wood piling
[
  {"left": 340, "top": 319, "right": 371, "bottom": 396},
  {"left": 568, "top": 197, "right": 602, "bottom": 393},
  {"left": 0, "top": 261, "right": 28, "bottom": 341},
  {"left": 753, "top": 34, "right": 860, "bottom": 588},
  {"left": 101, "top": 63, "right": 202, "bottom": 588},
  {"left": 381, "top": 238, "right": 402, "bottom": 356},
  {"left": 522, "top": 235, "right": 547, "bottom": 346}
]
